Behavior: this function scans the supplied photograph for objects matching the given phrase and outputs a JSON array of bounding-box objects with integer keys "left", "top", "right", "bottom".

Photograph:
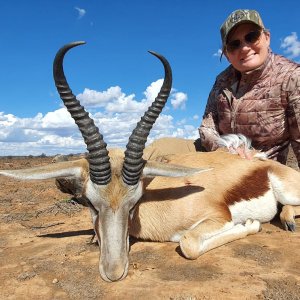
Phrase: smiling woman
[
  {"left": 225, "top": 23, "right": 270, "bottom": 72},
  {"left": 199, "top": 9, "right": 300, "bottom": 169}
]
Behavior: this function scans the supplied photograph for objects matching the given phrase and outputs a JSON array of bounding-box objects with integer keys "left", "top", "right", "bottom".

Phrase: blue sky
[{"left": 1, "top": 1, "right": 300, "bottom": 155}]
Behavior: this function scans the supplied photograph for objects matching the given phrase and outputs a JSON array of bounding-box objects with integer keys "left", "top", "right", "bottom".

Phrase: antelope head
[{"left": 0, "top": 42, "right": 206, "bottom": 282}]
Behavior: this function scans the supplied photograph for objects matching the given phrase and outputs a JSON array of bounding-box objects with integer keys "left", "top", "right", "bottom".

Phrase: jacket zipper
[
  {"left": 231, "top": 98, "right": 244, "bottom": 133},
  {"left": 222, "top": 89, "right": 241, "bottom": 133}
]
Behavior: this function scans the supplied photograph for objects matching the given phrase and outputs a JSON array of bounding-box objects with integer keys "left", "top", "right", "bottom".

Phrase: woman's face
[{"left": 225, "top": 23, "right": 270, "bottom": 72}]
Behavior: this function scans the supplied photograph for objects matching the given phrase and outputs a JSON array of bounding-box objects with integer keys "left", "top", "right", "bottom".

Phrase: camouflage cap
[{"left": 220, "top": 9, "right": 265, "bottom": 47}]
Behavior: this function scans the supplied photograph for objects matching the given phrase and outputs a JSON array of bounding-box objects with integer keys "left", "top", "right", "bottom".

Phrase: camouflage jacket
[{"left": 199, "top": 52, "right": 300, "bottom": 167}]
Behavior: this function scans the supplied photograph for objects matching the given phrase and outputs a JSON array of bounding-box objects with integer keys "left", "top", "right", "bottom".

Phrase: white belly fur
[{"left": 229, "top": 189, "right": 278, "bottom": 224}]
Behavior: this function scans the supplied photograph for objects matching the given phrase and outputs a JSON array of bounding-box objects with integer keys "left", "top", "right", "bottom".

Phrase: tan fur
[
  {"left": 108, "top": 148, "right": 125, "bottom": 158},
  {"left": 269, "top": 163, "right": 300, "bottom": 200},
  {"left": 104, "top": 173, "right": 129, "bottom": 211},
  {"left": 129, "top": 151, "right": 300, "bottom": 244},
  {"left": 144, "top": 137, "right": 197, "bottom": 161},
  {"left": 103, "top": 157, "right": 129, "bottom": 209},
  {"left": 1, "top": 140, "right": 299, "bottom": 282}
]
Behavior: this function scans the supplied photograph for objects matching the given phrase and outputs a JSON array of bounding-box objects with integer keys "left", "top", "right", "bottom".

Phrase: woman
[{"left": 198, "top": 9, "right": 300, "bottom": 167}]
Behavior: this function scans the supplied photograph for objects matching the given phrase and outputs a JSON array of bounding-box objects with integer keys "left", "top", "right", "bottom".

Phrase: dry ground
[{"left": 0, "top": 150, "right": 299, "bottom": 300}]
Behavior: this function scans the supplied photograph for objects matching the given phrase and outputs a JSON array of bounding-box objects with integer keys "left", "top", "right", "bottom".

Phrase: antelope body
[
  {"left": 1, "top": 42, "right": 299, "bottom": 282},
  {"left": 52, "top": 154, "right": 69, "bottom": 163}
]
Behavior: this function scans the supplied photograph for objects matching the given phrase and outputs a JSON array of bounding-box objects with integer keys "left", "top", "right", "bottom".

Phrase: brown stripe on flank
[{"left": 223, "top": 167, "right": 270, "bottom": 206}]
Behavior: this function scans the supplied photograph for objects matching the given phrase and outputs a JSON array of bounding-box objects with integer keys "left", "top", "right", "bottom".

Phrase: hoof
[{"left": 285, "top": 221, "right": 296, "bottom": 232}]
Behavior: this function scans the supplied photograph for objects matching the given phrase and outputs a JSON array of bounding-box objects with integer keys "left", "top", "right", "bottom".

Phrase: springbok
[
  {"left": 52, "top": 154, "right": 69, "bottom": 163},
  {"left": 0, "top": 42, "right": 299, "bottom": 283}
]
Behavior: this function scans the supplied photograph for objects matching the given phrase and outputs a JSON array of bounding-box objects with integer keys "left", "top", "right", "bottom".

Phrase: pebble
[{"left": 52, "top": 278, "right": 59, "bottom": 284}]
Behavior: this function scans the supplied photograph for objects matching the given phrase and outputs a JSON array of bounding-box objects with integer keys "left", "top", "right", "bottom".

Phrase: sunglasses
[{"left": 225, "top": 30, "right": 263, "bottom": 53}]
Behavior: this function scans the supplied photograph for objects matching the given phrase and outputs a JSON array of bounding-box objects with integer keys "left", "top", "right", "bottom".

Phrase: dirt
[{"left": 0, "top": 149, "right": 299, "bottom": 300}]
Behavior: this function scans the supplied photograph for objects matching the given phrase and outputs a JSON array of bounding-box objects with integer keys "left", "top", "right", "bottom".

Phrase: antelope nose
[{"left": 105, "top": 264, "right": 126, "bottom": 282}]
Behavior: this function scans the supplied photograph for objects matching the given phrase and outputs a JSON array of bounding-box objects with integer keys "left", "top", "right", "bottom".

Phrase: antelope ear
[
  {"left": 142, "top": 161, "right": 212, "bottom": 178},
  {"left": 0, "top": 159, "right": 89, "bottom": 181}
]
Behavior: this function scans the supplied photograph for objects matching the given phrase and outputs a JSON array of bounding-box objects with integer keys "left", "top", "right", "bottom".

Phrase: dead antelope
[
  {"left": 52, "top": 154, "right": 69, "bottom": 163},
  {"left": 1, "top": 42, "right": 299, "bottom": 283}
]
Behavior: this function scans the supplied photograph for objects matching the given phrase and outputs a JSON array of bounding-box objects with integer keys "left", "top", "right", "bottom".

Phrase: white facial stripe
[
  {"left": 85, "top": 179, "right": 116, "bottom": 210},
  {"left": 103, "top": 212, "right": 128, "bottom": 258},
  {"left": 86, "top": 179, "right": 143, "bottom": 209},
  {"left": 86, "top": 180, "right": 100, "bottom": 204}
]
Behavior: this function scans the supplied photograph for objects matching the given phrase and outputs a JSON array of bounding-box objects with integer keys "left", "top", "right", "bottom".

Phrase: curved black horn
[
  {"left": 122, "top": 51, "right": 172, "bottom": 185},
  {"left": 53, "top": 41, "right": 111, "bottom": 185}
]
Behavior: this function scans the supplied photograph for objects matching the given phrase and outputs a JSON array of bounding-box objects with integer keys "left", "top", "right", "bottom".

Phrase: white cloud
[
  {"left": 213, "top": 49, "right": 222, "bottom": 57},
  {"left": 105, "top": 93, "right": 146, "bottom": 113},
  {"left": 77, "top": 87, "right": 123, "bottom": 107},
  {"left": 37, "top": 135, "right": 84, "bottom": 147},
  {"left": 144, "top": 79, "right": 163, "bottom": 104},
  {"left": 42, "top": 108, "right": 74, "bottom": 128},
  {"left": 0, "top": 80, "right": 198, "bottom": 156},
  {"left": 280, "top": 32, "right": 300, "bottom": 59},
  {"left": 170, "top": 92, "right": 187, "bottom": 109},
  {"left": 0, "top": 112, "right": 17, "bottom": 126},
  {"left": 75, "top": 7, "right": 86, "bottom": 19}
]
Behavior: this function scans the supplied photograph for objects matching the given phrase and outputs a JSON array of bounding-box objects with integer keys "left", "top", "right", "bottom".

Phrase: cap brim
[{"left": 223, "top": 21, "right": 263, "bottom": 45}]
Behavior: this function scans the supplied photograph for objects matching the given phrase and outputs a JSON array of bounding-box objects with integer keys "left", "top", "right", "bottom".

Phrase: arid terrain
[{"left": 0, "top": 149, "right": 299, "bottom": 300}]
